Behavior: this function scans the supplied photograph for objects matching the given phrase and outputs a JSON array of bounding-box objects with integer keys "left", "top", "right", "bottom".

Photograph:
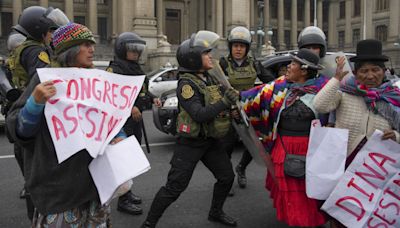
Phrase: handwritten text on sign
[
  {"left": 37, "top": 68, "right": 144, "bottom": 163},
  {"left": 322, "top": 130, "right": 400, "bottom": 228}
]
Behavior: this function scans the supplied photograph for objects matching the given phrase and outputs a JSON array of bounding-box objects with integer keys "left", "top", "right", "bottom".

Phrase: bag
[{"left": 284, "top": 153, "right": 306, "bottom": 178}]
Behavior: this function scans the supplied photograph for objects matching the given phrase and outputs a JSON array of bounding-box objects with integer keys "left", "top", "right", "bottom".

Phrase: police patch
[
  {"left": 181, "top": 84, "right": 194, "bottom": 99},
  {"left": 38, "top": 51, "right": 50, "bottom": 64}
]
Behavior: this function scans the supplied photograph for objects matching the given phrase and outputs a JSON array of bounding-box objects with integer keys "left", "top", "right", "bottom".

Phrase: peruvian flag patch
[{"left": 179, "top": 124, "right": 191, "bottom": 133}]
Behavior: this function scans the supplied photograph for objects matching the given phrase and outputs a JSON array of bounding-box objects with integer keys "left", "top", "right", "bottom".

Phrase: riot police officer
[
  {"left": 219, "top": 26, "right": 274, "bottom": 189},
  {"left": 7, "top": 6, "right": 69, "bottom": 220},
  {"left": 107, "top": 32, "right": 160, "bottom": 215},
  {"left": 141, "top": 31, "right": 239, "bottom": 227},
  {"left": 297, "top": 26, "right": 327, "bottom": 58}
]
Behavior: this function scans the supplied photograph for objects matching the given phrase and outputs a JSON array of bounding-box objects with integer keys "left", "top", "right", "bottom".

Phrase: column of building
[
  {"left": 64, "top": 1, "right": 74, "bottom": 22},
  {"left": 39, "top": 0, "right": 48, "bottom": 7},
  {"left": 304, "top": 0, "right": 310, "bottom": 27},
  {"left": 12, "top": 0, "right": 22, "bottom": 25},
  {"left": 263, "top": 0, "right": 270, "bottom": 43},
  {"left": 277, "top": 0, "right": 284, "bottom": 50},
  {"left": 361, "top": 0, "right": 373, "bottom": 39},
  {"left": 131, "top": 0, "right": 158, "bottom": 50},
  {"left": 291, "top": 0, "right": 298, "bottom": 49},
  {"left": 214, "top": 0, "right": 223, "bottom": 37},
  {"left": 317, "top": 0, "right": 323, "bottom": 28},
  {"left": 389, "top": 0, "right": 400, "bottom": 43},
  {"left": 344, "top": 0, "right": 352, "bottom": 50},
  {"left": 328, "top": 0, "right": 338, "bottom": 50},
  {"left": 88, "top": 0, "right": 98, "bottom": 40}
]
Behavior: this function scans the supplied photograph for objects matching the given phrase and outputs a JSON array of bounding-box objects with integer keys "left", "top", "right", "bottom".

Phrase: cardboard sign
[
  {"left": 322, "top": 130, "right": 400, "bottom": 228},
  {"left": 37, "top": 68, "right": 144, "bottom": 163}
]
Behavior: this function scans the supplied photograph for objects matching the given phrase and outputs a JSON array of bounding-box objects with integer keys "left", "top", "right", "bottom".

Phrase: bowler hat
[
  {"left": 291, "top": 48, "right": 324, "bottom": 70},
  {"left": 349, "top": 39, "right": 388, "bottom": 62}
]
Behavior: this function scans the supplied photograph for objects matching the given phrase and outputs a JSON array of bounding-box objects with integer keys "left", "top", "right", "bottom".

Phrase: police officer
[
  {"left": 7, "top": 6, "right": 69, "bottom": 220},
  {"left": 107, "top": 32, "right": 160, "bottom": 215},
  {"left": 219, "top": 26, "right": 274, "bottom": 189},
  {"left": 141, "top": 31, "right": 239, "bottom": 228},
  {"left": 298, "top": 26, "right": 327, "bottom": 58}
]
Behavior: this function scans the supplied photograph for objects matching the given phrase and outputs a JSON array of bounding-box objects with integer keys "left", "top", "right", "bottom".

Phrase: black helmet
[
  {"left": 176, "top": 30, "right": 220, "bottom": 71},
  {"left": 228, "top": 26, "right": 251, "bottom": 55},
  {"left": 114, "top": 32, "right": 146, "bottom": 59},
  {"left": 298, "top": 26, "right": 327, "bottom": 58},
  {"left": 13, "top": 6, "right": 69, "bottom": 41}
]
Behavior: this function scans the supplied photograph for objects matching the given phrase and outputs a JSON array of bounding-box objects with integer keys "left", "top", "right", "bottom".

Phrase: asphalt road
[{"left": 0, "top": 111, "right": 294, "bottom": 228}]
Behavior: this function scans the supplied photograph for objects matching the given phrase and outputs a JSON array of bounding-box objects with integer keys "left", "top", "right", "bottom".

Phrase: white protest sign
[
  {"left": 322, "top": 130, "right": 400, "bottom": 228},
  {"left": 89, "top": 135, "right": 151, "bottom": 205},
  {"left": 37, "top": 68, "right": 144, "bottom": 163},
  {"left": 320, "top": 51, "right": 354, "bottom": 78}
]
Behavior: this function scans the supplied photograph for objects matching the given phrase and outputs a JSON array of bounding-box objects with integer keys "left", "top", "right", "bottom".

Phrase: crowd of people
[{"left": 1, "top": 4, "right": 399, "bottom": 228}]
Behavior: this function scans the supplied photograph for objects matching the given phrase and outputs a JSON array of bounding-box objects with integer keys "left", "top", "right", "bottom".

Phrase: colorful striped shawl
[{"left": 241, "top": 75, "right": 329, "bottom": 152}]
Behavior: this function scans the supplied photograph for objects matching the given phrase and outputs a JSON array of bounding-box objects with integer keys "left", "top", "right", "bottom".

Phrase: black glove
[{"left": 222, "top": 88, "right": 239, "bottom": 106}]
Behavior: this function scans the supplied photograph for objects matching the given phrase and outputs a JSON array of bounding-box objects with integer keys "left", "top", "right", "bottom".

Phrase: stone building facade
[{"left": 0, "top": 0, "right": 399, "bottom": 71}]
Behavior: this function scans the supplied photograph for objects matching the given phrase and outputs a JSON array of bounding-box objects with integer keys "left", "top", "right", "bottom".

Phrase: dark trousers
[
  {"left": 220, "top": 126, "right": 253, "bottom": 168},
  {"left": 145, "top": 137, "right": 234, "bottom": 225},
  {"left": 123, "top": 118, "right": 143, "bottom": 143}
]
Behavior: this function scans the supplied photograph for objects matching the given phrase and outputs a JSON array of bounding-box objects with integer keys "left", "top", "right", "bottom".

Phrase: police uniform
[{"left": 143, "top": 71, "right": 237, "bottom": 227}]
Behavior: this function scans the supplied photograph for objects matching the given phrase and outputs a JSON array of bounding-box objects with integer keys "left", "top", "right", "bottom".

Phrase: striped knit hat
[{"left": 52, "top": 22, "right": 96, "bottom": 55}]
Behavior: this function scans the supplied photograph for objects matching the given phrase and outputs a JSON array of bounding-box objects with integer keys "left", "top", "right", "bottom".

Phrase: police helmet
[
  {"left": 13, "top": 6, "right": 69, "bottom": 41},
  {"left": 298, "top": 26, "right": 327, "bottom": 58},
  {"left": 7, "top": 32, "right": 26, "bottom": 51},
  {"left": 176, "top": 30, "right": 220, "bottom": 71},
  {"left": 228, "top": 26, "right": 251, "bottom": 55},
  {"left": 114, "top": 32, "right": 146, "bottom": 60}
]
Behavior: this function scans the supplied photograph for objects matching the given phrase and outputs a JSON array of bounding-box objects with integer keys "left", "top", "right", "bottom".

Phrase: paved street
[{"left": 0, "top": 111, "right": 294, "bottom": 228}]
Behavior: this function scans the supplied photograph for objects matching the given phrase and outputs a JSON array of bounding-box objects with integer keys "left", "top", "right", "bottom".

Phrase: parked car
[{"left": 147, "top": 66, "right": 178, "bottom": 97}]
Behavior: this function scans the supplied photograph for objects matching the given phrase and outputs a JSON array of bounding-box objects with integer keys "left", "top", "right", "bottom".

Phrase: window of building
[
  {"left": 339, "top": 1, "right": 345, "bottom": 19},
  {"left": 270, "top": 0, "right": 277, "bottom": 19},
  {"left": 98, "top": 17, "right": 107, "bottom": 44},
  {"left": 297, "top": 0, "right": 304, "bottom": 21},
  {"left": 354, "top": 0, "right": 361, "bottom": 16},
  {"left": 271, "top": 28, "right": 278, "bottom": 47},
  {"left": 1, "top": 12, "right": 12, "bottom": 38},
  {"left": 97, "top": 0, "right": 107, "bottom": 4},
  {"left": 165, "top": 9, "right": 181, "bottom": 45},
  {"left": 74, "top": 16, "right": 86, "bottom": 25},
  {"left": 284, "top": 0, "right": 291, "bottom": 20},
  {"left": 323, "top": 1, "right": 329, "bottom": 24},
  {"left": 375, "top": 25, "right": 387, "bottom": 42},
  {"left": 74, "top": 0, "right": 86, "bottom": 3},
  {"left": 352, "top": 29, "right": 360, "bottom": 47},
  {"left": 376, "top": 0, "right": 389, "bottom": 11},
  {"left": 338, "top": 31, "right": 345, "bottom": 49},
  {"left": 284, "top": 30, "right": 291, "bottom": 49}
]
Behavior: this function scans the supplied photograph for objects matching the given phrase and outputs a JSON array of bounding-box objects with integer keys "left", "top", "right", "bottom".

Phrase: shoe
[
  {"left": 208, "top": 210, "right": 237, "bottom": 227},
  {"left": 228, "top": 188, "right": 234, "bottom": 197},
  {"left": 121, "top": 191, "right": 142, "bottom": 204},
  {"left": 235, "top": 164, "right": 247, "bottom": 188},
  {"left": 140, "top": 221, "right": 156, "bottom": 228},
  {"left": 117, "top": 197, "right": 143, "bottom": 215}
]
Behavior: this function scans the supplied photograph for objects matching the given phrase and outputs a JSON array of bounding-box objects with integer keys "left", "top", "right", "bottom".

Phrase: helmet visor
[
  {"left": 192, "top": 31, "right": 220, "bottom": 50},
  {"left": 46, "top": 8, "right": 70, "bottom": 28},
  {"left": 125, "top": 43, "right": 146, "bottom": 55}
]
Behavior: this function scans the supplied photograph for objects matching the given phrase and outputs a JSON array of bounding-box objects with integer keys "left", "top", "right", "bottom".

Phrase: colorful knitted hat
[{"left": 52, "top": 22, "right": 96, "bottom": 55}]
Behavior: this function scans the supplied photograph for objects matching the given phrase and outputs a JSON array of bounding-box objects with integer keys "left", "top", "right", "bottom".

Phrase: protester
[
  {"left": 219, "top": 26, "right": 274, "bottom": 190},
  {"left": 141, "top": 31, "right": 238, "bottom": 227},
  {"left": 6, "top": 22, "right": 124, "bottom": 227},
  {"left": 241, "top": 48, "right": 329, "bottom": 227},
  {"left": 313, "top": 39, "right": 400, "bottom": 227},
  {"left": 107, "top": 32, "right": 160, "bottom": 215}
]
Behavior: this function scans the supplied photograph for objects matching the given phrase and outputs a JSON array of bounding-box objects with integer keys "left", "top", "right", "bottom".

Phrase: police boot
[
  {"left": 208, "top": 209, "right": 237, "bottom": 227},
  {"left": 124, "top": 190, "right": 142, "bottom": 204},
  {"left": 235, "top": 164, "right": 247, "bottom": 188},
  {"left": 140, "top": 221, "right": 156, "bottom": 228},
  {"left": 117, "top": 193, "right": 143, "bottom": 215}
]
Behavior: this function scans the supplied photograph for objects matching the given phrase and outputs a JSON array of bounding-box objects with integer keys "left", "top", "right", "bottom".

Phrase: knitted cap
[{"left": 52, "top": 22, "right": 96, "bottom": 55}]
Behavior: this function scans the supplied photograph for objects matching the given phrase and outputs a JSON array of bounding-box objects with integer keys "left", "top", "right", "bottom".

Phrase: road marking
[{"left": 0, "top": 141, "right": 175, "bottom": 159}]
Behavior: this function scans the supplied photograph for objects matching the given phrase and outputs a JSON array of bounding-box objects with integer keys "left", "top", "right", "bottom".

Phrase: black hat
[
  {"left": 349, "top": 39, "right": 388, "bottom": 62},
  {"left": 291, "top": 48, "right": 324, "bottom": 70}
]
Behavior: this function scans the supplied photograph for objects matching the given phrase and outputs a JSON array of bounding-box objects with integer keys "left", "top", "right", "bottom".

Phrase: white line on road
[{"left": 0, "top": 141, "right": 175, "bottom": 159}]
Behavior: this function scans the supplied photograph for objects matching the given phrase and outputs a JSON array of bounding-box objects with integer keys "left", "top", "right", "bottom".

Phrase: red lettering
[
  {"left": 107, "top": 116, "right": 121, "bottom": 136},
  {"left": 128, "top": 86, "right": 138, "bottom": 107},
  {"left": 111, "top": 83, "right": 119, "bottom": 108},
  {"left": 95, "top": 111, "right": 108, "bottom": 141},
  {"left": 85, "top": 108, "right": 98, "bottom": 138},
  {"left": 119, "top": 85, "right": 131, "bottom": 109},
  {"left": 335, "top": 196, "right": 365, "bottom": 221},
  {"left": 369, "top": 152, "right": 396, "bottom": 175},
  {"left": 51, "top": 115, "right": 67, "bottom": 140},
  {"left": 80, "top": 78, "right": 91, "bottom": 100},
  {"left": 63, "top": 104, "right": 78, "bottom": 134},
  {"left": 92, "top": 78, "right": 101, "bottom": 101},
  {"left": 67, "top": 79, "right": 79, "bottom": 100},
  {"left": 373, "top": 207, "right": 396, "bottom": 225},
  {"left": 48, "top": 79, "right": 63, "bottom": 104},
  {"left": 384, "top": 187, "right": 400, "bottom": 201},
  {"left": 379, "top": 197, "right": 400, "bottom": 217},
  {"left": 102, "top": 81, "right": 112, "bottom": 104},
  {"left": 348, "top": 177, "right": 375, "bottom": 201},
  {"left": 367, "top": 217, "right": 389, "bottom": 228},
  {"left": 77, "top": 104, "right": 86, "bottom": 120},
  {"left": 355, "top": 162, "right": 386, "bottom": 189},
  {"left": 394, "top": 174, "right": 400, "bottom": 187}
]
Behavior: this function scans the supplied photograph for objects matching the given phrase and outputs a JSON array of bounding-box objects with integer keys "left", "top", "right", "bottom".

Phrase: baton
[{"left": 141, "top": 119, "right": 151, "bottom": 153}]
